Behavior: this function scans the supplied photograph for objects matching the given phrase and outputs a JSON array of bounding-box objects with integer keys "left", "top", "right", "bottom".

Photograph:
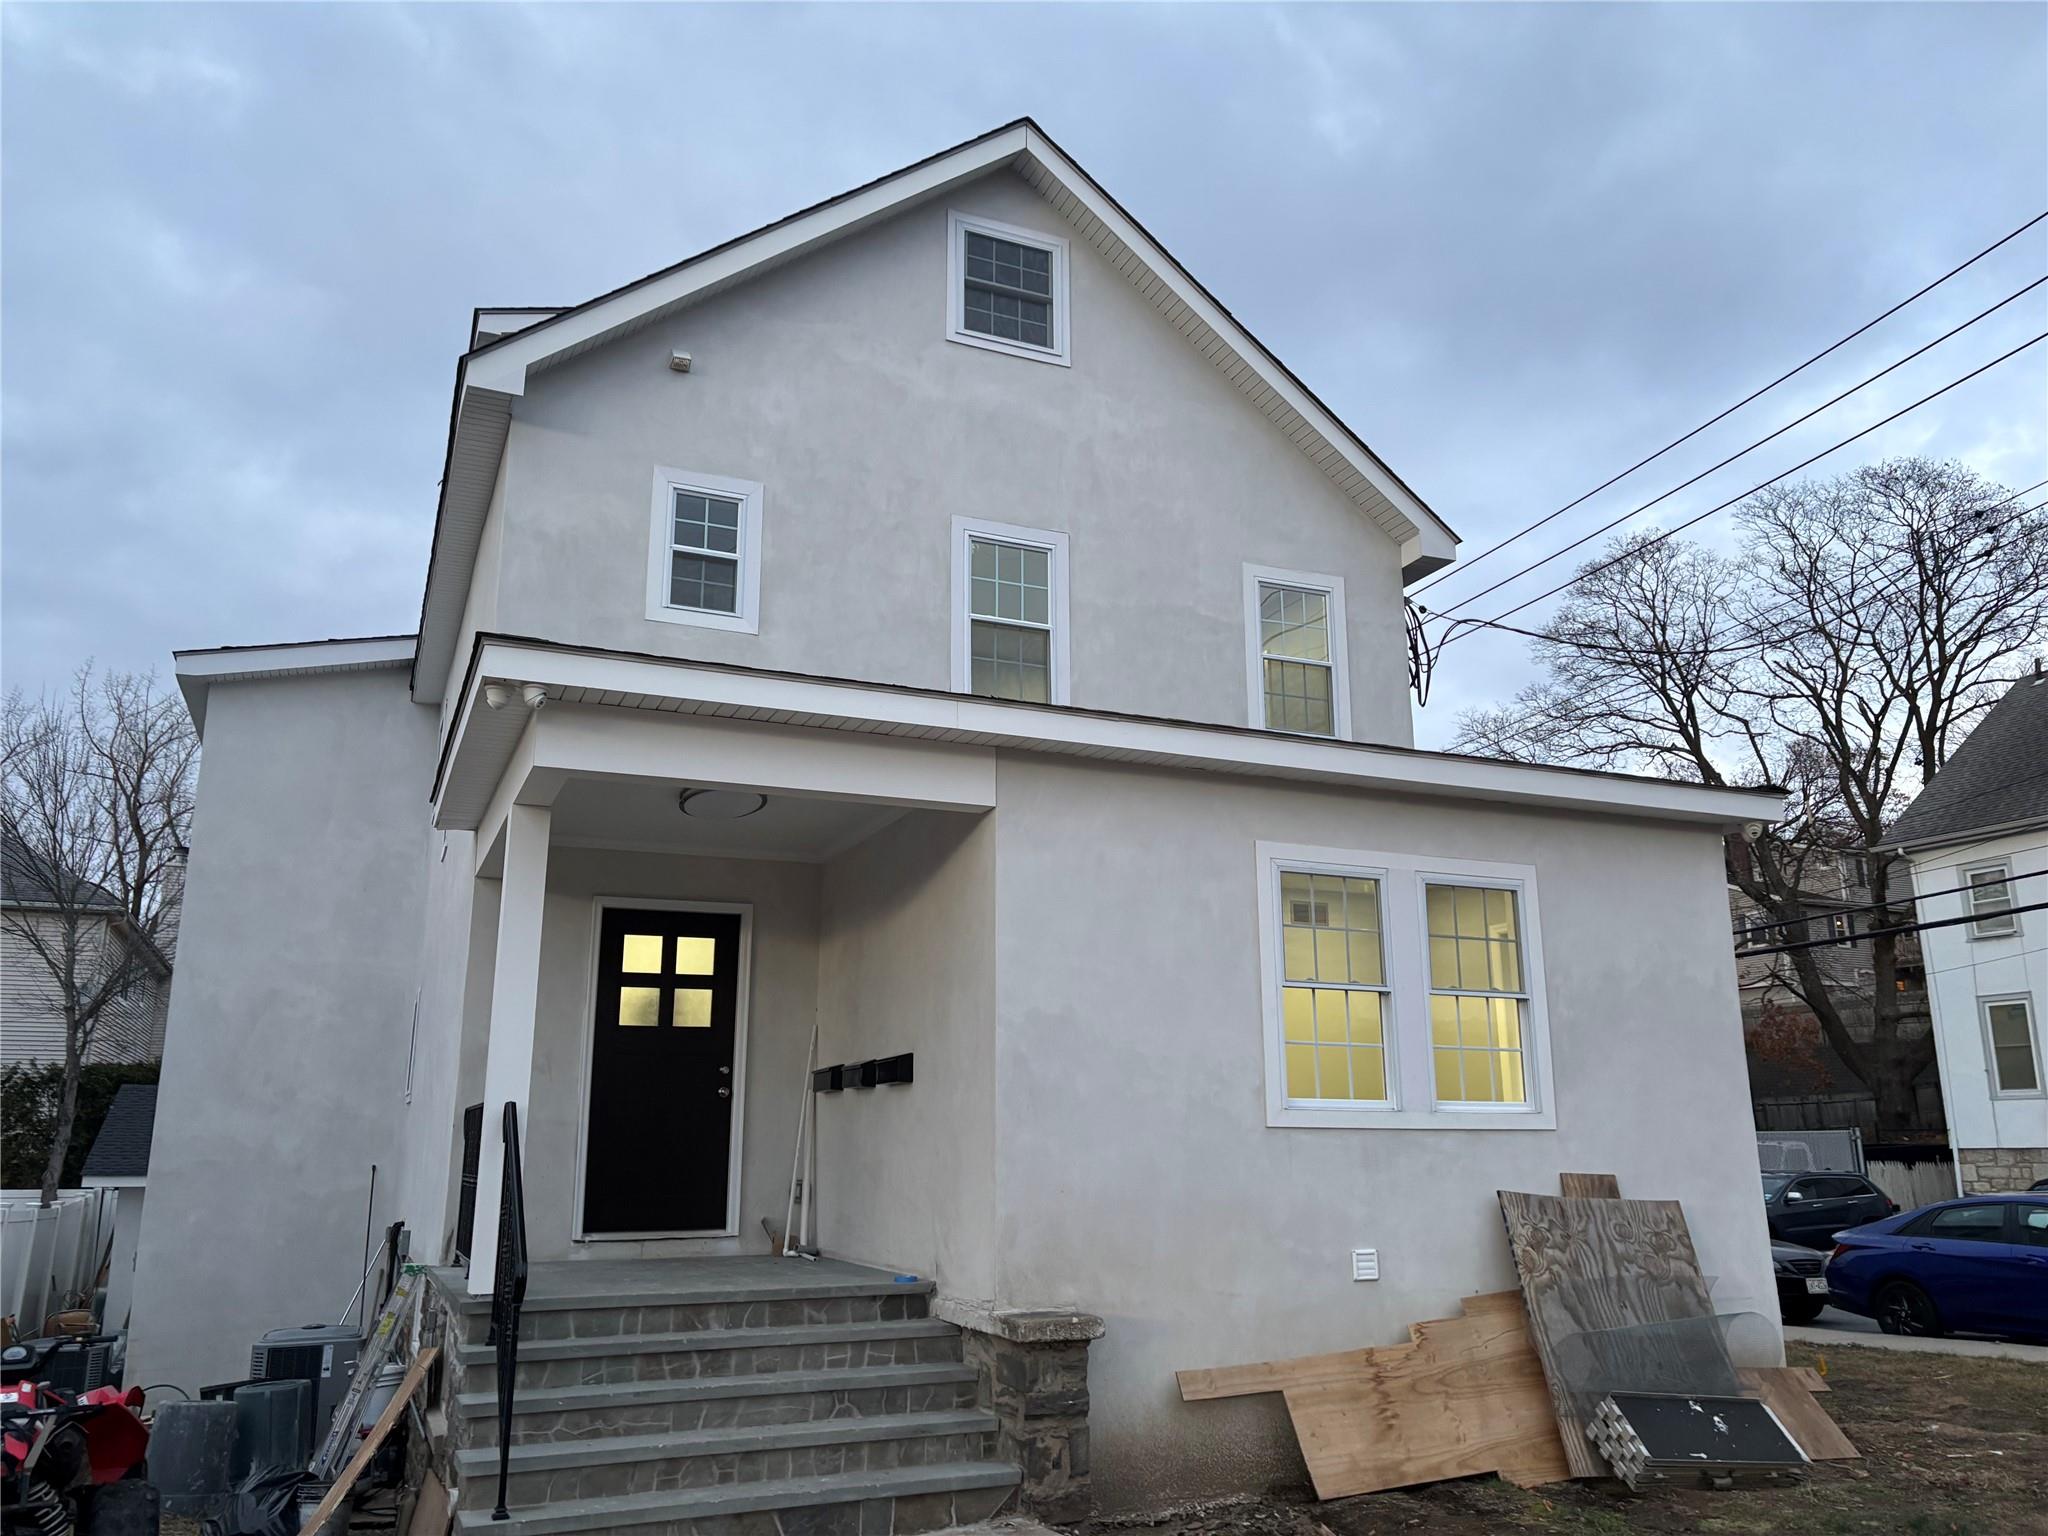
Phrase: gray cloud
[{"left": 4, "top": 3, "right": 2042, "bottom": 746}]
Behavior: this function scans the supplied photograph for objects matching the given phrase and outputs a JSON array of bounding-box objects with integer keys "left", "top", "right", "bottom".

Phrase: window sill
[
  {"left": 645, "top": 604, "right": 759, "bottom": 636},
  {"left": 944, "top": 328, "right": 1071, "bottom": 368},
  {"left": 1268, "top": 1102, "right": 1556, "bottom": 1132}
]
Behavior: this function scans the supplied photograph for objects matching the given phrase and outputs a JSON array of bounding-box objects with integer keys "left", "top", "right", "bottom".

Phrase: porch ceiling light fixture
[
  {"left": 679, "top": 787, "right": 767, "bottom": 820},
  {"left": 483, "top": 681, "right": 550, "bottom": 711}
]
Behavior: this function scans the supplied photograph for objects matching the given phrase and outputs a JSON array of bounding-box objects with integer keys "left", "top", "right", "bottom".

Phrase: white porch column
[{"left": 467, "top": 803, "right": 551, "bottom": 1298}]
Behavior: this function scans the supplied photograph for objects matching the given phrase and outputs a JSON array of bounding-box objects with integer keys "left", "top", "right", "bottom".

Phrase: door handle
[
  {"left": 1909, "top": 1242, "right": 1935, "bottom": 1252},
  {"left": 717, "top": 1086, "right": 731, "bottom": 1099}
]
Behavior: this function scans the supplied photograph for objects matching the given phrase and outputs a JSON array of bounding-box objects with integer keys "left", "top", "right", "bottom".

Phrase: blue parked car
[{"left": 1825, "top": 1193, "right": 2048, "bottom": 1341}]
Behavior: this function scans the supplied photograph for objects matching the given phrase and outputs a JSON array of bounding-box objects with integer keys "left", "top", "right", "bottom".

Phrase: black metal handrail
[{"left": 486, "top": 1100, "right": 528, "bottom": 1522}]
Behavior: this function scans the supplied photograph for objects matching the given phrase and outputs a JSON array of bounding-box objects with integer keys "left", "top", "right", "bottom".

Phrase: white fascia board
[
  {"left": 472, "top": 309, "right": 564, "bottom": 348},
  {"left": 462, "top": 127, "right": 1031, "bottom": 399},
  {"left": 454, "top": 640, "right": 1785, "bottom": 830},
  {"left": 174, "top": 636, "right": 416, "bottom": 735},
  {"left": 82, "top": 1175, "right": 147, "bottom": 1189}
]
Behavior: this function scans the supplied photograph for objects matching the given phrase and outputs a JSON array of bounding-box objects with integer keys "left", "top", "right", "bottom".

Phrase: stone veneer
[
  {"left": 935, "top": 1300, "right": 1102, "bottom": 1522},
  {"left": 1957, "top": 1146, "right": 2048, "bottom": 1192}
]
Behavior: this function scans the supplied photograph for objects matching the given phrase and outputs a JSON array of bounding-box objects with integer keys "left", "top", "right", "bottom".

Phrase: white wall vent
[{"left": 1351, "top": 1248, "right": 1379, "bottom": 1282}]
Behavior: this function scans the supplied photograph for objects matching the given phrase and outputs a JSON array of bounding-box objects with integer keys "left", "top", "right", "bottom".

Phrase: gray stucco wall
[
  {"left": 127, "top": 669, "right": 436, "bottom": 1398},
  {"left": 480, "top": 169, "right": 1413, "bottom": 745},
  {"left": 980, "top": 754, "right": 1778, "bottom": 1509},
  {"left": 815, "top": 810, "right": 998, "bottom": 1300},
  {"left": 519, "top": 846, "right": 821, "bottom": 1261}
]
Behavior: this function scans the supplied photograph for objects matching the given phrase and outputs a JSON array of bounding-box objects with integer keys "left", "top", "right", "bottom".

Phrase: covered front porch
[{"left": 432, "top": 641, "right": 1002, "bottom": 1302}]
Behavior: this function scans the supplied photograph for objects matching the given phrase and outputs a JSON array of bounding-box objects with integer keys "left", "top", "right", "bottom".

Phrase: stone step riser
[
  {"left": 461, "top": 1336, "right": 963, "bottom": 1397},
  {"left": 456, "top": 1379, "right": 983, "bottom": 1452},
  {"left": 457, "top": 1430, "right": 999, "bottom": 1512},
  {"left": 451, "top": 1294, "right": 930, "bottom": 1349}
]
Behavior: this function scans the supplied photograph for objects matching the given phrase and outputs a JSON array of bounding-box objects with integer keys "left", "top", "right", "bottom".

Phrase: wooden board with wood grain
[
  {"left": 1558, "top": 1172, "right": 1622, "bottom": 1200},
  {"left": 297, "top": 1346, "right": 438, "bottom": 1536},
  {"left": 1737, "top": 1366, "right": 1857, "bottom": 1461},
  {"left": 1496, "top": 1191, "right": 1723, "bottom": 1479},
  {"left": 1177, "top": 1292, "right": 1570, "bottom": 1497}
]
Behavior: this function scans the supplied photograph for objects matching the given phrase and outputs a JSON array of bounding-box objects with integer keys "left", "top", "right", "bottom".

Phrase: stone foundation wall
[
  {"left": 940, "top": 1303, "right": 1101, "bottom": 1523},
  {"left": 1957, "top": 1147, "right": 2048, "bottom": 1192}
]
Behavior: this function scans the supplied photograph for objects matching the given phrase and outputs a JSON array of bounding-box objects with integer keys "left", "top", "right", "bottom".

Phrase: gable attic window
[
  {"left": 1243, "top": 565, "right": 1352, "bottom": 739},
  {"left": 645, "top": 468, "right": 763, "bottom": 635},
  {"left": 947, "top": 211, "right": 1071, "bottom": 367},
  {"left": 1964, "top": 862, "right": 2018, "bottom": 939}
]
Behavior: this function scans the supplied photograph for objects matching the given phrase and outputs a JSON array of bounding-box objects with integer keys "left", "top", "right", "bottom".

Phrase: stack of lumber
[{"left": 1175, "top": 1172, "right": 1854, "bottom": 1501}]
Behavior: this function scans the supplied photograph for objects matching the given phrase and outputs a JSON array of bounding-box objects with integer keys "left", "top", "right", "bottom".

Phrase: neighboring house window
[
  {"left": 1257, "top": 843, "right": 1552, "bottom": 1130},
  {"left": 950, "top": 517, "right": 1070, "bottom": 705},
  {"left": 1425, "top": 883, "right": 1530, "bottom": 1106},
  {"left": 1825, "top": 912, "right": 1854, "bottom": 947},
  {"left": 1983, "top": 996, "right": 2041, "bottom": 1096},
  {"left": 1964, "top": 862, "right": 2018, "bottom": 938},
  {"left": 645, "top": 468, "right": 764, "bottom": 634},
  {"left": 1242, "top": 565, "right": 1351, "bottom": 739},
  {"left": 946, "top": 212, "right": 1071, "bottom": 367}
]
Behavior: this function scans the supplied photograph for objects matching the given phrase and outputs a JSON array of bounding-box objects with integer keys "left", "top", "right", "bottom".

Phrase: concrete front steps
[{"left": 432, "top": 1260, "right": 1019, "bottom": 1536}]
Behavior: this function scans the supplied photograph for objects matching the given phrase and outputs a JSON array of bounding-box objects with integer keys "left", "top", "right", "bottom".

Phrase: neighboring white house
[
  {"left": 131, "top": 120, "right": 1786, "bottom": 1512},
  {"left": 1884, "top": 671, "right": 2048, "bottom": 1193},
  {"left": 1, "top": 840, "right": 171, "bottom": 1067},
  {"left": 80, "top": 1082, "right": 158, "bottom": 1333}
]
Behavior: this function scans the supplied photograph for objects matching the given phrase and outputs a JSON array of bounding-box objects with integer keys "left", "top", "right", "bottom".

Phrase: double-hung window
[
  {"left": 1257, "top": 844, "right": 1552, "bottom": 1130},
  {"left": 1243, "top": 565, "right": 1350, "bottom": 738},
  {"left": 947, "top": 212, "right": 1070, "bottom": 366},
  {"left": 1964, "top": 862, "right": 2018, "bottom": 938},
  {"left": 951, "top": 517, "right": 1070, "bottom": 705},
  {"left": 645, "top": 468, "right": 763, "bottom": 634},
  {"left": 1983, "top": 996, "right": 2042, "bottom": 1096}
]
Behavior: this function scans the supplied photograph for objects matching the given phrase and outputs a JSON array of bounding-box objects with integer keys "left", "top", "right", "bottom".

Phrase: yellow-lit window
[
  {"left": 1278, "top": 870, "right": 1389, "bottom": 1103},
  {"left": 1425, "top": 883, "right": 1528, "bottom": 1105}
]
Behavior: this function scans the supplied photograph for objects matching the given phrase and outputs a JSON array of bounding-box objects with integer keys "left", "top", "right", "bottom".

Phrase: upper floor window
[
  {"left": 1964, "top": 862, "right": 2017, "bottom": 939},
  {"left": 646, "top": 468, "right": 763, "bottom": 634},
  {"left": 951, "top": 517, "right": 1070, "bottom": 705},
  {"left": 1243, "top": 565, "right": 1351, "bottom": 739},
  {"left": 1983, "top": 996, "right": 2041, "bottom": 1096},
  {"left": 947, "top": 212, "right": 1071, "bottom": 367}
]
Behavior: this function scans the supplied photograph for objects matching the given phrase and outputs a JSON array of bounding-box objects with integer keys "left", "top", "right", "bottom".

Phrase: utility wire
[
  {"left": 1731, "top": 850, "right": 2045, "bottom": 936},
  {"left": 1411, "top": 210, "right": 2048, "bottom": 601},
  {"left": 1440, "top": 332, "right": 2048, "bottom": 642},
  {"left": 1733, "top": 897, "right": 2048, "bottom": 959},
  {"left": 1420, "top": 274, "right": 2048, "bottom": 623}
]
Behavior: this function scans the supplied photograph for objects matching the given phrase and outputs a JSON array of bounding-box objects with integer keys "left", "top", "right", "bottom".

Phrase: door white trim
[{"left": 573, "top": 896, "right": 754, "bottom": 1240}]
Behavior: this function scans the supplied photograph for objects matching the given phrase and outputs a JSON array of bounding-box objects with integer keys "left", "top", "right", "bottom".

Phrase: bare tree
[
  {"left": 2, "top": 668, "right": 197, "bottom": 1203},
  {"left": 1452, "top": 458, "right": 2048, "bottom": 1134}
]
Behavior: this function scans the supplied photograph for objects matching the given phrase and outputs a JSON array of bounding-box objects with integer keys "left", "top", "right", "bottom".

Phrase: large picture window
[{"left": 1256, "top": 843, "right": 1552, "bottom": 1130}]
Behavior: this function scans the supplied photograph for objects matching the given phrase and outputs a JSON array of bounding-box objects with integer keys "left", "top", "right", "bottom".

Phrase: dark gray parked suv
[{"left": 1762, "top": 1171, "right": 1897, "bottom": 1250}]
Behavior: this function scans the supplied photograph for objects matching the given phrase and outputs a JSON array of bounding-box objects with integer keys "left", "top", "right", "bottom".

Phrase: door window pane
[
  {"left": 621, "top": 934, "right": 664, "bottom": 973},
  {"left": 2016, "top": 1205, "right": 2048, "bottom": 1248},
  {"left": 673, "top": 988, "right": 713, "bottom": 1029},
  {"left": 618, "top": 986, "right": 660, "bottom": 1027},
  {"left": 1926, "top": 1204, "right": 2009, "bottom": 1242},
  {"left": 673, "top": 936, "right": 716, "bottom": 975}
]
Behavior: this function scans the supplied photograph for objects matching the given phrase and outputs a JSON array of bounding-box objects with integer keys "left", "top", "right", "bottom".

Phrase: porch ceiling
[{"left": 548, "top": 776, "right": 905, "bottom": 863}]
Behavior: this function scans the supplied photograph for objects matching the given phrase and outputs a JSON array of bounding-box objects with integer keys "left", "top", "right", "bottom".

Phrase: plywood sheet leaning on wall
[
  {"left": 1176, "top": 1291, "right": 1571, "bottom": 1497},
  {"left": 1496, "top": 1191, "right": 1725, "bottom": 1480},
  {"left": 1737, "top": 1366, "right": 1859, "bottom": 1461}
]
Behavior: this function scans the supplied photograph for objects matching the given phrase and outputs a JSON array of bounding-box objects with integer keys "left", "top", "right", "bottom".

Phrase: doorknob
[{"left": 717, "top": 1086, "right": 731, "bottom": 1098}]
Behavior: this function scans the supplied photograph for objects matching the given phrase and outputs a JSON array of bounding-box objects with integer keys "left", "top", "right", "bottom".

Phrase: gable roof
[
  {"left": 82, "top": 1083, "right": 158, "bottom": 1180},
  {"left": 1883, "top": 672, "right": 2048, "bottom": 850},
  {"left": 412, "top": 118, "right": 1460, "bottom": 702},
  {"left": 172, "top": 634, "right": 418, "bottom": 735},
  {"left": 2, "top": 835, "right": 122, "bottom": 912}
]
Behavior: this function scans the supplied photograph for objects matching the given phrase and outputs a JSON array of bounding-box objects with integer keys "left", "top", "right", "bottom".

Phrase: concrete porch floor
[{"left": 430, "top": 1254, "right": 929, "bottom": 1310}]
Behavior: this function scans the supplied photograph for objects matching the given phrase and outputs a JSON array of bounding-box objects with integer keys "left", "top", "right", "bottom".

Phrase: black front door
[{"left": 581, "top": 906, "right": 744, "bottom": 1234}]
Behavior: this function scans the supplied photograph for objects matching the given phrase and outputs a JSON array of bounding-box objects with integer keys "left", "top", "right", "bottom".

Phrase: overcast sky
[{"left": 4, "top": 2, "right": 2043, "bottom": 746}]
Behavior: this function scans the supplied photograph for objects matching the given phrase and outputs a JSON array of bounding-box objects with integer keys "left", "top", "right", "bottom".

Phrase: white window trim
[
  {"left": 645, "top": 467, "right": 764, "bottom": 635},
  {"left": 1981, "top": 993, "right": 2044, "bottom": 1099},
  {"left": 945, "top": 210, "right": 1072, "bottom": 368},
  {"left": 1242, "top": 564, "right": 1353, "bottom": 741},
  {"left": 950, "top": 515, "right": 1072, "bottom": 706},
  {"left": 1256, "top": 841, "right": 1555, "bottom": 1130},
  {"left": 1963, "top": 861, "right": 2019, "bottom": 939}
]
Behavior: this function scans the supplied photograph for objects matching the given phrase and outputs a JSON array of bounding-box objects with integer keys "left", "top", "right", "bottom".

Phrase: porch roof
[{"left": 435, "top": 634, "right": 1785, "bottom": 837}]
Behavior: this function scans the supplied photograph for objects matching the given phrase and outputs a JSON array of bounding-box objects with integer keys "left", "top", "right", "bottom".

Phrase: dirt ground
[{"left": 1078, "top": 1343, "right": 2048, "bottom": 1536}]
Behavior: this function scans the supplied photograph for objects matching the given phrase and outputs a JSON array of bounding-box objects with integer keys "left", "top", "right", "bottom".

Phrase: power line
[
  {"left": 1732, "top": 897, "right": 2048, "bottom": 959},
  {"left": 1732, "top": 850, "right": 2045, "bottom": 936},
  {"left": 1420, "top": 273, "right": 2048, "bottom": 623},
  {"left": 1441, "top": 332, "right": 2048, "bottom": 641},
  {"left": 1411, "top": 209, "right": 2048, "bottom": 601}
]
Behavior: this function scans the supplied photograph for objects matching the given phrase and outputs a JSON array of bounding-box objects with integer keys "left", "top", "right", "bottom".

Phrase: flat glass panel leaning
[
  {"left": 669, "top": 490, "right": 741, "bottom": 613},
  {"left": 967, "top": 537, "right": 1052, "bottom": 702},
  {"left": 1988, "top": 1002, "right": 2039, "bottom": 1092},
  {"left": 1424, "top": 883, "right": 1528, "bottom": 1105},
  {"left": 1259, "top": 584, "right": 1334, "bottom": 735},
  {"left": 1279, "top": 871, "right": 1388, "bottom": 1103},
  {"left": 963, "top": 231, "right": 1053, "bottom": 348}
]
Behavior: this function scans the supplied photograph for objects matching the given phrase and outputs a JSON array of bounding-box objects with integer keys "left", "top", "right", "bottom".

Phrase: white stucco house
[
  {"left": 1885, "top": 671, "right": 2048, "bottom": 1193},
  {"left": 133, "top": 121, "right": 1785, "bottom": 1524}
]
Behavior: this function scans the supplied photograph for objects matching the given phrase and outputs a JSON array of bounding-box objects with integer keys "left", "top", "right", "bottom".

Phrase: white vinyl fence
[{"left": 1, "top": 1188, "right": 114, "bottom": 1336}]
